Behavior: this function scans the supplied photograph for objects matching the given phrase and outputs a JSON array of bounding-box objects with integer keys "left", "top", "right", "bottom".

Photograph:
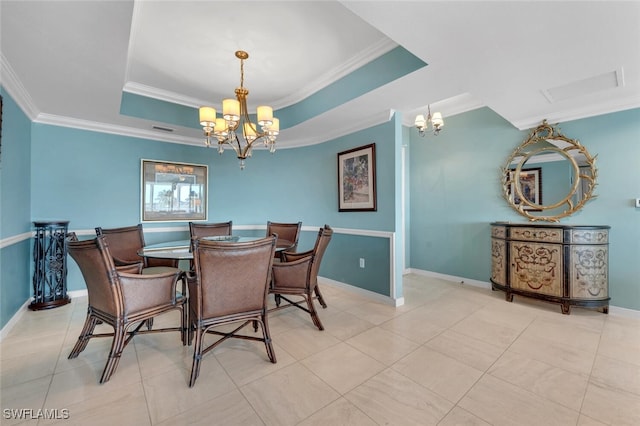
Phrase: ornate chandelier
[
  {"left": 199, "top": 51, "right": 279, "bottom": 169},
  {"left": 414, "top": 105, "right": 444, "bottom": 137}
]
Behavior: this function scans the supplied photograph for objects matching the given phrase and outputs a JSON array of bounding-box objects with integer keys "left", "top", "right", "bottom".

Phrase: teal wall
[
  {"left": 2, "top": 85, "right": 639, "bottom": 330},
  {"left": 0, "top": 89, "right": 32, "bottom": 327},
  {"left": 25, "top": 115, "right": 399, "bottom": 310},
  {"left": 409, "top": 107, "right": 640, "bottom": 310},
  {"left": 30, "top": 121, "right": 397, "bottom": 232}
]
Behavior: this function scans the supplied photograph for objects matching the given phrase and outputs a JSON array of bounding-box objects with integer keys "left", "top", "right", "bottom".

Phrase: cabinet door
[
  {"left": 570, "top": 245, "right": 608, "bottom": 299},
  {"left": 491, "top": 238, "right": 507, "bottom": 285},
  {"left": 510, "top": 241, "right": 563, "bottom": 297}
]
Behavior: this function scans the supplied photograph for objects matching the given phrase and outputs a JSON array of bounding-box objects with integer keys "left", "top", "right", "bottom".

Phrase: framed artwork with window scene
[{"left": 141, "top": 159, "right": 208, "bottom": 222}]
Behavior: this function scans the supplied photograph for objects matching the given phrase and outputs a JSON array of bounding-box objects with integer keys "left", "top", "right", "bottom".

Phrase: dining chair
[
  {"left": 67, "top": 235, "right": 187, "bottom": 384},
  {"left": 188, "top": 220, "right": 233, "bottom": 239},
  {"left": 95, "top": 224, "right": 179, "bottom": 274},
  {"left": 187, "top": 221, "right": 233, "bottom": 270},
  {"left": 187, "top": 235, "right": 277, "bottom": 387},
  {"left": 270, "top": 225, "right": 333, "bottom": 330},
  {"left": 266, "top": 221, "right": 302, "bottom": 260}
]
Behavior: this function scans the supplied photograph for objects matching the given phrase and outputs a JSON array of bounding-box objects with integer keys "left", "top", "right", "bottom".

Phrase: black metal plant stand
[{"left": 29, "top": 221, "right": 71, "bottom": 310}]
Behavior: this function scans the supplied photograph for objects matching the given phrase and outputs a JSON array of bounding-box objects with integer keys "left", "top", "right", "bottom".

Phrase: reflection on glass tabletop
[{"left": 139, "top": 236, "right": 276, "bottom": 260}]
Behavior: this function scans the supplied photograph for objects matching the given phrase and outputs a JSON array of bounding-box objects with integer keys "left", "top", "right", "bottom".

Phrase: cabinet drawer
[
  {"left": 570, "top": 229, "right": 609, "bottom": 244},
  {"left": 511, "top": 227, "right": 563, "bottom": 243},
  {"left": 491, "top": 225, "right": 506, "bottom": 239}
]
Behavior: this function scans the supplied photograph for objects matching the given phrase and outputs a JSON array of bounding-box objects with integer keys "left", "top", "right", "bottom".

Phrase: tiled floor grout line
[
  {"left": 576, "top": 315, "right": 606, "bottom": 422},
  {"left": 451, "top": 312, "right": 543, "bottom": 426},
  {"left": 3, "top": 276, "right": 638, "bottom": 425}
]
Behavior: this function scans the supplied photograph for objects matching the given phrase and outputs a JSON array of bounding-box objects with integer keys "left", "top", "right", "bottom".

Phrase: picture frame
[
  {"left": 337, "top": 143, "right": 377, "bottom": 212},
  {"left": 508, "top": 167, "right": 542, "bottom": 210},
  {"left": 141, "top": 159, "right": 208, "bottom": 222}
]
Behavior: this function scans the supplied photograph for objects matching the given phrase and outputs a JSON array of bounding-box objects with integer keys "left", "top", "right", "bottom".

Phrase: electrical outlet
[{"left": 359, "top": 258, "right": 365, "bottom": 268}]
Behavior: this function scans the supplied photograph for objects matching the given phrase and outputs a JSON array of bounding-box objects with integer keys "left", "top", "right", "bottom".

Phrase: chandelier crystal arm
[
  {"left": 226, "top": 130, "right": 242, "bottom": 157},
  {"left": 198, "top": 50, "right": 278, "bottom": 169}
]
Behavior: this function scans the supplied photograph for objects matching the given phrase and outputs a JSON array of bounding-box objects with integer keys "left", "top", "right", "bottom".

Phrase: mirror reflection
[{"left": 502, "top": 120, "right": 597, "bottom": 222}]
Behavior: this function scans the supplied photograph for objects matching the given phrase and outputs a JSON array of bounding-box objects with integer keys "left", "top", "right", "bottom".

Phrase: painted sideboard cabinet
[{"left": 490, "top": 222, "right": 610, "bottom": 315}]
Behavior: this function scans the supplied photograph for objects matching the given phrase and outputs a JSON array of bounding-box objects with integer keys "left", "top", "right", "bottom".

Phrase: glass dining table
[{"left": 138, "top": 235, "right": 283, "bottom": 260}]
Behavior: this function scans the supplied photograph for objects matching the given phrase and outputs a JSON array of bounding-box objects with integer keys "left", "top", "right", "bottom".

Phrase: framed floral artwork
[
  {"left": 337, "top": 143, "right": 377, "bottom": 212},
  {"left": 508, "top": 167, "right": 542, "bottom": 210}
]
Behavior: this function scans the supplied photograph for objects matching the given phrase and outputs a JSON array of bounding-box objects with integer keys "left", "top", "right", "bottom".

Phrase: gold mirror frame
[{"left": 501, "top": 120, "right": 598, "bottom": 222}]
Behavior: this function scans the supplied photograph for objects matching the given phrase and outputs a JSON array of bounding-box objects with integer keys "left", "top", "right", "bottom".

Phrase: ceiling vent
[
  {"left": 542, "top": 69, "right": 623, "bottom": 103},
  {"left": 152, "top": 125, "right": 174, "bottom": 133}
]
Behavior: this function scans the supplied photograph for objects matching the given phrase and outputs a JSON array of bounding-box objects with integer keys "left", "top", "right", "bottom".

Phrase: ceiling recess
[{"left": 542, "top": 69, "right": 623, "bottom": 103}]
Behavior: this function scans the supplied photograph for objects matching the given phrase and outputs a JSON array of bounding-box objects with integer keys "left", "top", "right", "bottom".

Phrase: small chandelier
[
  {"left": 199, "top": 51, "right": 279, "bottom": 169},
  {"left": 414, "top": 105, "right": 444, "bottom": 137}
]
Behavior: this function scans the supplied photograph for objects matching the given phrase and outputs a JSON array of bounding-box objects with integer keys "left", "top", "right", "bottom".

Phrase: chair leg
[
  {"left": 69, "top": 314, "right": 99, "bottom": 358},
  {"left": 188, "top": 309, "right": 196, "bottom": 346},
  {"left": 146, "top": 318, "right": 154, "bottom": 331},
  {"left": 314, "top": 285, "right": 327, "bottom": 309},
  {"left": 181, "top": 305, "right": 189, "bottom": 346},
  {"left": 305, "top": 293, "right": 324, "bottom": 331},
  {"left": 260, "top": 313, "right": 277, "bottom": 364},
  {"left": 274, "top": 293, "right": 281, "bottom": 307},
  {"left": 189, "top": 325, "right": 204, "bottom": 387},
  {"left": 99, "top": 323, "right": 127, "bottom": 384}
]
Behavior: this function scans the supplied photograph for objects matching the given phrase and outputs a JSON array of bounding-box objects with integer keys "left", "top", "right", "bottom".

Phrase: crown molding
[
  {"left": 120, "top": 38, "right": 398, "bottom": 112},
  {"left": 122, "top": 82, "right": 202, "bottom": 108},
  {"left": 0, "top": 53, "right": 40, "bottom": 119},
  {"left": 33, "top": 113, "right": 203, "bottom": 146},
  {"left": 280, "top": 109, "right": 394, "bottom": 149},
  {"left": 272, "top": 38, "right": 398, "bottom": 110},
  {"left": 25, "top": 108, "right": 395, "bottom": 151}
]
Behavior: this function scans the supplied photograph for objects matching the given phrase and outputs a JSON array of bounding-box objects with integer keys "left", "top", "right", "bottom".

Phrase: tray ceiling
[{"left": 2, "top": 1, "right": 638, "bottom": 148}]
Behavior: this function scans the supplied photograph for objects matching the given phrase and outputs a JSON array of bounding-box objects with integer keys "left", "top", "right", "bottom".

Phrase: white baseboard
[
  {"left": 608, "top": 305, "right": 640, "bottom": 319},
  {"left": 0, "top": 298, "right": 31, "bottom": 341},
  {"left": 320, "top": 276, "right": 404, "bottom": 307},
  {"left": 4, "top": 272, "right": 637, "bottom": 341},
  {"left": 405, "top": 268, "right": 640, "bottom": 318},
  {"left": 0, "top": 290, "right": 88, "bottom": 341},
  {"left": 405, "top": 268, "right": 491, "bottom": 289}
]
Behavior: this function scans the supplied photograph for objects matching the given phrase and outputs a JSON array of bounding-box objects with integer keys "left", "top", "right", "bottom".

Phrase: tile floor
[{"left": 1, "top": 274, "right": 639, "bottom": 425}]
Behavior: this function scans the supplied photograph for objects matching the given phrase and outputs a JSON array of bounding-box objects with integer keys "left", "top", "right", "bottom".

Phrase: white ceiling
[{"left": 2, "top": 1, "right": 639, "bottom": 149}]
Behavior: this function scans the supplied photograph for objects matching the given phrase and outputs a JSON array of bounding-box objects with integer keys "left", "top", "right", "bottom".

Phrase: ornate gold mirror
[{"left": 501, "top": 120, "right": 597, "bottom": 222}]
